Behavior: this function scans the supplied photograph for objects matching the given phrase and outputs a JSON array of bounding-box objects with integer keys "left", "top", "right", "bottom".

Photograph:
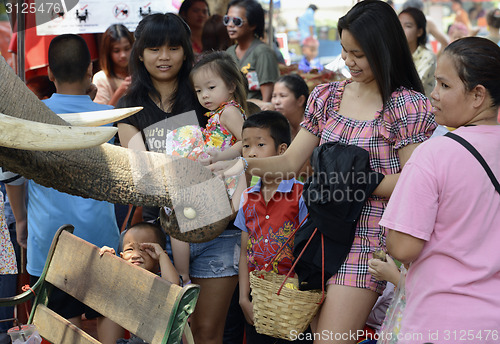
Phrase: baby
[
  {"left": 298, "top": 36, "right": 324, "bottom": 73},
  {"left": 99, "top": 222, "right": 180, "bottom": 344},
  {"left": 100, "top": 221, "right": 179, "bottom": 284}
]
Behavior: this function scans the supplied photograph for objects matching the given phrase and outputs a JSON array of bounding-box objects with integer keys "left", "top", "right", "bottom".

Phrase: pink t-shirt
[{"left": 380, "top": 125, "right": 500, "bottom": 344}]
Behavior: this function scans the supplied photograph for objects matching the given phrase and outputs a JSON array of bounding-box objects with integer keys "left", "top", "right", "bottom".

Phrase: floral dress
[
  {"left": 165, "top": 100, "right": 245, "bottom": 158},
  {"left": 0, "top": 192, "right": 17, "bottom": 275},
  {"left": 164, "top": 100, "right": 245, "bottom": 196},
  {"left": 202, "top": 101, "right": 245, "bottom": 195},
  {"left": 301, "top": 80, "right": 436, "bottom": 293},
  {"left": 200, "top": 100, "right": 245, "bottom": 153}
]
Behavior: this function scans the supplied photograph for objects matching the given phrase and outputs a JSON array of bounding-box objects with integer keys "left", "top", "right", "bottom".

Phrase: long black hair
[
  {"left": 99, "top": 24, "right": 134, "bottom": 78},
  {"left": 338, "top": 0, "right": 424, "bottom": 106},
  {"left": 276, "top": 74, "right": 309, "bottom": 109},
  {"left": 400, "top": 7, "right": 428, "bottom": 48},
  {"left": 179, "top": 0, "right": 211, "bottom": 19},
  {"left": 444, "top": 37, "right": 500, "bottom": 107},
  {"left": 125, "top": 13, "right": 195, "bottom": 114}
]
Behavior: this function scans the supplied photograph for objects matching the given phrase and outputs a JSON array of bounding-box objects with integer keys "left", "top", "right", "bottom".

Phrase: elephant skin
[{"left": 0, "top": 57, "right": 232, "bottom": 242}]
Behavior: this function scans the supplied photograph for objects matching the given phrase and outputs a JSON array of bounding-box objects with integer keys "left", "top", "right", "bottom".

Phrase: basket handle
[
  {"left": 276, "top": 228, "right": 325, "bottom": 304},
  {"left": 263, "top": 213, "right": 326, "bottom": 303},
  {"left": 265, "top": 214, "right": 309, "bottom": 271}
]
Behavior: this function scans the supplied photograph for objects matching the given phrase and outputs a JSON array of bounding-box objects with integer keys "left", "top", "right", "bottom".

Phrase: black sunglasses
[{"left": 223, "top": 15, "right": 245, "bottom": 27}]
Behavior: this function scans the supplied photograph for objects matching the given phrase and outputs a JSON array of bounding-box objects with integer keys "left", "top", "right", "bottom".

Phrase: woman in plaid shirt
[{"left": 216, "top": 1, "right": 437, "bottom": 343}]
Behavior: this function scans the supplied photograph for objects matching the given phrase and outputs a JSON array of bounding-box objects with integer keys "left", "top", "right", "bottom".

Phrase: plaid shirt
[{"left": 300, "top": 80, "right": 436, "bottom": 292}]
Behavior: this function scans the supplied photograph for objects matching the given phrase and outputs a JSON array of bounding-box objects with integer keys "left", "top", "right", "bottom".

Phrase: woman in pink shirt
[{"left": 383, "top": 37, "right": 500, "bottom": 343}]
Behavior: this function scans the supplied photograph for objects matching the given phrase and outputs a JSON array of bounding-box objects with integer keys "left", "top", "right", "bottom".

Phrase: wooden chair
[{"left": 0, "top": 225, "right": 199, "bottom": 344}]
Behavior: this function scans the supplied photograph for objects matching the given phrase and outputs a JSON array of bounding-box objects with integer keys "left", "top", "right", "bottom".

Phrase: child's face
[
  {"left": 302, "top": 44, "right": 319, "bottom": 61},
  {"left": 192, "top": 67, "right": 234, "bottom": 111},
  {"left": 111, "top": 37, "right": 132, "bottom": 70},
  {"left": 242, "top": 127, "right": 284, "bottom": 159},
  {"left": 120, "top": 227, "right": 160, "bottom": 272}
]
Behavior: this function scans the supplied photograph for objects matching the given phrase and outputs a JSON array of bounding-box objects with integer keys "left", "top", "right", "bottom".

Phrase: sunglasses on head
[{"left": 223, "top": 15, "right": 245, "bottom": 27}]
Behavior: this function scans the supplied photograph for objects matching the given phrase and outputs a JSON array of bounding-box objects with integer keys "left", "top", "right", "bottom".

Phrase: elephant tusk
[
  {"left": 0, "top": 112, "right": 117, "bottom": 151},
  {"left": 58, "top": 106, "right": 143, "bottom": 127},
  {"left": 0, "top": 57, "right": 232, "bottom": 242}
]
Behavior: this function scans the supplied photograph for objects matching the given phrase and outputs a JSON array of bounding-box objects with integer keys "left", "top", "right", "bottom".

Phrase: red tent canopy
[{"left": 8, "top": 0, "right": 98, "bottom": 80}]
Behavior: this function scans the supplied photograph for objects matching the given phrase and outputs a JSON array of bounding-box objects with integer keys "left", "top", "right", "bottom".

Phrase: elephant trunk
[
  {"left": 0, "top": 58, "right": 170, "bottom": 207},
  {"left": 0, "top": 57, "right": 232, "bottom": 242}
]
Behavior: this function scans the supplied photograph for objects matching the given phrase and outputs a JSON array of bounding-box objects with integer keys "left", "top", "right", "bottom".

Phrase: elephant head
[{"left": 0, "top": 57, "right": 232, "bottom": 242}]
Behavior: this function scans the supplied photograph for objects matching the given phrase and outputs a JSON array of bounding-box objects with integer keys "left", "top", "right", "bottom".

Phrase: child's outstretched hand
[
  {"left": 198, "top": 148, "right": 221, "bottom": 166},
  {"left": 209, "top": 158, "right": 245, "bottom": 179},
  {"left": 99, "top": 246, "right": 116, "bottom": 256},
  {"left": 141, "top": 242, "right": 165, "bottom": 260},
  {"left": 368, "top": 254, "right": 400, "bottom": 286}
]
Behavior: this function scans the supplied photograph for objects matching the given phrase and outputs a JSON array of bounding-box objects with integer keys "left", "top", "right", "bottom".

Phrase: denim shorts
[{"left": 189, "top": 229, "right": 241, "bottom": 278}]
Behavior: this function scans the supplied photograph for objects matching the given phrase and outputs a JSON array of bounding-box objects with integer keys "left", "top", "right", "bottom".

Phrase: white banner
[{"left": 35, "top": 0, "right": 180, "bottom": 35}]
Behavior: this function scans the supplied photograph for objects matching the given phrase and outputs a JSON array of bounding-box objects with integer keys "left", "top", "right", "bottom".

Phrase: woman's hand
[
  {"left": 115, "top": 76, "right": 132, "bottom": 98},
  {"left": 15, "top": 218, "right": 27, "bottom": 249},
  {"left": 206, "top": 158, "right": 243, "bottom": 177},
  {"left": 108, "top": 76, "right": 132, "bottom": 106}
]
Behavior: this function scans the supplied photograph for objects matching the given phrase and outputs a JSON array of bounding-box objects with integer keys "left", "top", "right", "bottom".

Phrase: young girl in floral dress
[
  {"left": 165, "top": 51, "right": 248, "bottom": 167},
  {"left": 169, "top": 51, "right": 248, "bottom": 343},
  {"left": 117, "top": 14, "right": 240, "bottom": 344}
]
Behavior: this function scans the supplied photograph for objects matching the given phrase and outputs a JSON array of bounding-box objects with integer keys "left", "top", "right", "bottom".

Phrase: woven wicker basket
[{"left": 250, "top": 270, "right": 324, "bottom": 340}]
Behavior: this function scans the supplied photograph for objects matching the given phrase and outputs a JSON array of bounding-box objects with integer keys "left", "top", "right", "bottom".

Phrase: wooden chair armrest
[{"left": 32, "top": 304, "right": 100, "bottom": 344}]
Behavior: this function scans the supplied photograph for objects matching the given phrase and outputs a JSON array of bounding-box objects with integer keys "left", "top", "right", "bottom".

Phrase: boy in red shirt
[{"left": 235, "top": 111, "right": 308, "bottom": 343}]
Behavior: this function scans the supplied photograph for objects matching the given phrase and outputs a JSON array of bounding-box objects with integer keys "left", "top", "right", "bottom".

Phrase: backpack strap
[{"left": 445, "top": 132, "right": 500, "bottom": 194}]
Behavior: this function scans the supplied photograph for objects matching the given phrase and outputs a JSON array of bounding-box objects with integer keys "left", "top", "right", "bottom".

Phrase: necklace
[{"left": 153, "top": 98, "right": 173, "bottom": 112}]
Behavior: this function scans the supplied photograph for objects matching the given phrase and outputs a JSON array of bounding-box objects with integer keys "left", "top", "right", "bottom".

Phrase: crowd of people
[{"left": 1, "top": 0, "right": 500, "bottom": 344}]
